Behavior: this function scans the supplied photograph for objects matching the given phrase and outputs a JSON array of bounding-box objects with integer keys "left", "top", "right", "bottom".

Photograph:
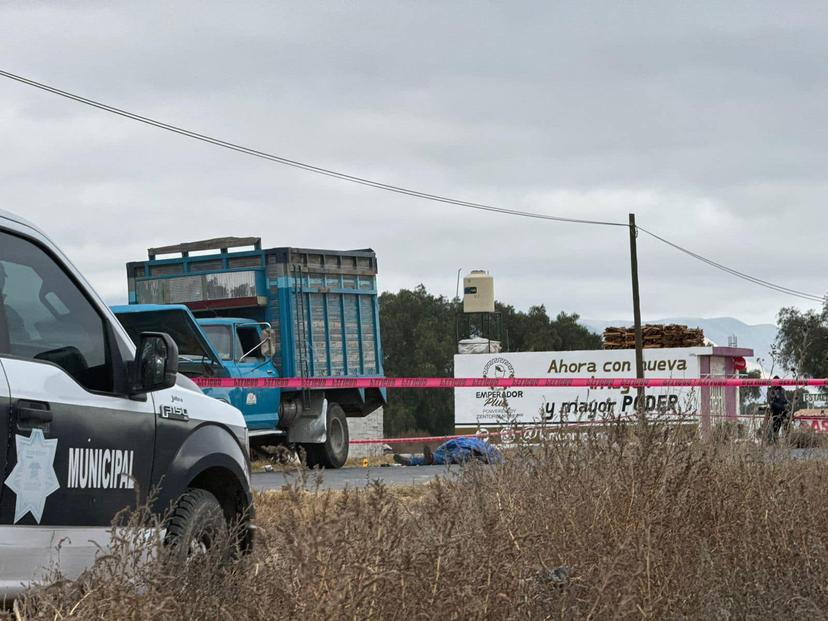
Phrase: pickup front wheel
[
  {"left": 164, "top": 488, "right": 228, "bottom": 563},
  {"left": 303, "top": 403, "right": 349, "bottom": 469}
]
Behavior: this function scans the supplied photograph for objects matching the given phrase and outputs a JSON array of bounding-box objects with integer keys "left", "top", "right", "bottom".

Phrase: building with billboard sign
[{"left": 454, "top": 346, "right": 753, "bottom": 434}]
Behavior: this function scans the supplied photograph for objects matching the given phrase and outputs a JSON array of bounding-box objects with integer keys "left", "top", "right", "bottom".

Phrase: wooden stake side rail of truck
[{"left": 113, "top": 237, "right": 386, "bottom": 469}]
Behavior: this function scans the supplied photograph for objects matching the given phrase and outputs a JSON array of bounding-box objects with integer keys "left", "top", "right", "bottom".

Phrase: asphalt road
[
  {"left": 251, "top": 446, "right": 828, "bottom": 491},
  {"left": 252, "top": 464, "right": 455, "bottom": 491}
]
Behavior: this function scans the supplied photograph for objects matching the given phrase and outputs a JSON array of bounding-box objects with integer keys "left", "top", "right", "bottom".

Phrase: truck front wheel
[{"left": 303, "top": 403, "right": 349, "bottom": 469}]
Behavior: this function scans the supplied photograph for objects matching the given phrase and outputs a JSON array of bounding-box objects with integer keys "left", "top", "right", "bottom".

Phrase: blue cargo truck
[{"left": 113, "top": 237, "right": 385, "bottom": 468}]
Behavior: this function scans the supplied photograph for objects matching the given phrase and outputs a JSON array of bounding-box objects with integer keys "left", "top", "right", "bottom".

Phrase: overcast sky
[{"left": 1, "top": 2, "right": 826, "bottom": 325}]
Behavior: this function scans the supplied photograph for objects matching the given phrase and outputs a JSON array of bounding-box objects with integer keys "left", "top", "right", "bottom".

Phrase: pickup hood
[{"left": 111, "top": 304, "right": 223, "bottom": 367}]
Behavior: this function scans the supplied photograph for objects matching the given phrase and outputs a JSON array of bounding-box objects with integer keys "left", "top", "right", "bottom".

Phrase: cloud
[{"left": 1, "top": 1, "right": 826, "bottom": 325}]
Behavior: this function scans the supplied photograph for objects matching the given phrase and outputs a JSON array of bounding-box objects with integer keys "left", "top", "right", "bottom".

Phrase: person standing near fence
[{"left": 766, "top": 377, "right": 789, "bottom": 443}]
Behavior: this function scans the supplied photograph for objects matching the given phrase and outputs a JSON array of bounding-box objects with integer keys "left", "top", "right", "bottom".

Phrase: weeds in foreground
[{"left": 12, "top": 425, "right": 828, "bottom": 620}]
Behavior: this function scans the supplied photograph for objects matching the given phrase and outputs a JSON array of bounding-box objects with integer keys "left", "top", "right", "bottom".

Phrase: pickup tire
[
  {"left": 303, "top": 403, "right": 349, "bottom": 469},
  {"left": 164, "top": 488, "right": 229, "bottom": 563}
]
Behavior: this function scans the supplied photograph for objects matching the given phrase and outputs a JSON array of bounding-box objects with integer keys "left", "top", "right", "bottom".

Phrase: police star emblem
[{"left": 3, "top": 429, "right": 60, "bottom": 524}]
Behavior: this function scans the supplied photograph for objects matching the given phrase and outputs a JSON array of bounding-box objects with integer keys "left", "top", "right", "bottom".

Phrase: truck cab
[
  {"left": 113, "top": 305, "right": 283, "bottom": 434},
  {"left": 198, "top": 317, "right": 282, "bottom": 429},
  {"left": 0, "top": 211, "right": 254, "bottom": 596}
]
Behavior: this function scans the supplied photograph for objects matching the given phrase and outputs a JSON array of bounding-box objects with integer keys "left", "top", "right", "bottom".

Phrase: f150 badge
[{"left": 159, "top": 404, "right": 189, "bottom": 421}]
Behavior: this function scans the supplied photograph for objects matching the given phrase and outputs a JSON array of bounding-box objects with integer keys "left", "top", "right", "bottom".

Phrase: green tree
[
  {"left": 775, "top": 300, "right": 828, "bottom": 379},
  {"left": 379, "top": 286, "right": 457, "bottom": 436},
  {"left": 550, "top": 311, "right": 604, "bottom": 350},
  {"left": 739, "top": 368, "right": 762, "bottom": 415},
  {"left": 496, "top": 303, "right": 601, "bottom": 352}
]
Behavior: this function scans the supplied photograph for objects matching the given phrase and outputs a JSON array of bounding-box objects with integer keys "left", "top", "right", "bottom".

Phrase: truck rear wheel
[{"left": 303, "top": 403, "right": 349, "bottom": 469}]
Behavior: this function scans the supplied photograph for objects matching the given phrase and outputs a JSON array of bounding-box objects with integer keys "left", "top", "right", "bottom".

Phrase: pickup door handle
[{"left": 16, "top": 401, "right": 53, "bottom": 424}]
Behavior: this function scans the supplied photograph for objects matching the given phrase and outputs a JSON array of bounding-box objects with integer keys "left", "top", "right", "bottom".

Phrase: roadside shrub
[
  {"left": 12, "top": 426, "right": 828, "bottom": 620},
  {"left": 710, "top": 420, "right": 747, "bottom": 443},
  {"left": 786, "top": 426, "right": 828, "bottom": 449}
]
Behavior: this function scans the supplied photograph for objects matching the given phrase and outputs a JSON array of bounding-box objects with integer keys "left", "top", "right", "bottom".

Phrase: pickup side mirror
[{"left": 130, "top": 332, "right": 179, "bottom": 395}]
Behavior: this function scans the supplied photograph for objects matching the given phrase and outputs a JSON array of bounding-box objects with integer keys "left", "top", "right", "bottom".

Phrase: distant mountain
[{"left": 579, "top": 317, "right": 778, "bottom": 369}]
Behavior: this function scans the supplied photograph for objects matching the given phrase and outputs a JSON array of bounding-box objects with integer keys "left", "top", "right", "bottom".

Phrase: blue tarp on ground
[{"left": 408, "top": 437, "right": 503, "bottom": 466}]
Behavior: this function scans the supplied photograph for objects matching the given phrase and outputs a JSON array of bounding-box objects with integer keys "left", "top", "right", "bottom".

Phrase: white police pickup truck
[{"left": 0, "top": 210, "right": 254, "bottom": 596}]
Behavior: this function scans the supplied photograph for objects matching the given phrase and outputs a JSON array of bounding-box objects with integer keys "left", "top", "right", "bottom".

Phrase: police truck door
[{"left": 0, "top": 229, "right": 155, "bottom": 528}]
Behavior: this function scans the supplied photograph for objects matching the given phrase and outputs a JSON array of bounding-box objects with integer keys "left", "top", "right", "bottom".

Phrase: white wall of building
[{"left": 348, "top": 407, "right": 384, "bottom": 459}]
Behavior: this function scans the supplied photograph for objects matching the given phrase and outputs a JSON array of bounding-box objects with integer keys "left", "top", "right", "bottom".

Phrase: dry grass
[{"left": 11, "top": 424, "right": 828, "bottom": 620}]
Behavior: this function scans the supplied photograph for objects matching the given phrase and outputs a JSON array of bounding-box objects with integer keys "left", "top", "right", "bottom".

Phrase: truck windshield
[
  {"left": 201, "top": 325, "right": 234, "bottom": 360},
  {"left": 236, "top": 325, "right": 265, "bottom": 361}
]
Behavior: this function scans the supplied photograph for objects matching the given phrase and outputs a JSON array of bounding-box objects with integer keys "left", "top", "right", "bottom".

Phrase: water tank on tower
[{"left": 463, "top": 270, "right": 495, "bottom": 313}]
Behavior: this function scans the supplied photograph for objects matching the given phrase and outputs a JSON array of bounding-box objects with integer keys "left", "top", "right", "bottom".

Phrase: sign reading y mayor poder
[{"left": 454, "top": 348, "right": 704, "bottom": 427}]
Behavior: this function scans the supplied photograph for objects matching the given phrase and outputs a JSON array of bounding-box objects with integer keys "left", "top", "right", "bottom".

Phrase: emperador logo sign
[
  {"left": 483, "top": 357, "right": 515, "bottom": 380},
  {"left": 454, "top": 348, "right": 704, "bottom": 427}
]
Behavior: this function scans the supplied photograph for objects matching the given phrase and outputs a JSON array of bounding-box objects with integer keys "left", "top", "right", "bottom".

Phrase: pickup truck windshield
[{"left": 201, "top": 325, "right": 233, "bottom": 361}]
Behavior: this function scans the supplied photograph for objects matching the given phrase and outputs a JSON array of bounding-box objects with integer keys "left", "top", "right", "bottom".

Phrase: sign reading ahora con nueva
[
  {"left": 546, "top": 357, "right": 688, "bottom": 375},
  {"left": 454, "top": 348, "right": 703, "bottom": 428}
]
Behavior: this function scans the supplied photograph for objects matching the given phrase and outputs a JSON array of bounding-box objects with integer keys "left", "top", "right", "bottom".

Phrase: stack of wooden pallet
[
  {"left": 602, "top": 324, "right": 705, "bottom": 349},
  {"left": 602, "top": 326, "right": 635, "bottom": 349}
]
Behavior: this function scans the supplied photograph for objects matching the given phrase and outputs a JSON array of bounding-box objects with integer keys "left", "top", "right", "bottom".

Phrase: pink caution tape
[
  {"left": 350, "top": 412, "right": 828, "bottom": 445},
  {"left": 189, "top": 376, "right": 828, "bottom": 446},
  {"left": 192, "top": 376, "right": 828, "bottom": 389},
  {"left": 348, "top": 419, "right": 648, "bottom": 445},
  {"left": 350, "top": 433, "right": 479, "bottom": 445}
]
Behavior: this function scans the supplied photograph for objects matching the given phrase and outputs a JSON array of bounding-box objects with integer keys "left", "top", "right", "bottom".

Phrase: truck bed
[{"left": 126, "top": 241, "right": 383, "bottom": 381}]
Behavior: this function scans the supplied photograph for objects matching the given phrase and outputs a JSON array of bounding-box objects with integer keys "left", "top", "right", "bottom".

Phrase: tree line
[
  {"left": 775, "top": 301, "right": 828, "bottom": 380},
  {"left": 379, "top": 287, "right": 828, "bottom": 434},
  {"left": 739, "top": 299, "right": 828, "bottom": 414},
  {"left": 759, "top": 299, "right": 828, "bottom": 414}
]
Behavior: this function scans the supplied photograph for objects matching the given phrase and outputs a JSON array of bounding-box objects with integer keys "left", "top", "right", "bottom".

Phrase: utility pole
[{"left": 628, "top": 213, "right": 645, "bottom": 418}]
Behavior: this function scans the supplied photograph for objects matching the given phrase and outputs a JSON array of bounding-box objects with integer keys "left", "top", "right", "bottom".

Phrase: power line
[
  {"left": 640, "top": 226, "right": 825, "bottom": 301},
  {"left": 637, "top": 225, "right": 827, "bottom": 303},
  {"left": 639, "top": 225, "right": 825, "bottom": 302},
  {"left": 0, "top": 69, "right": 626, "bottom": 228},
  {"left": 2, "top": 69, "right": 824, "bottom": 305}
]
